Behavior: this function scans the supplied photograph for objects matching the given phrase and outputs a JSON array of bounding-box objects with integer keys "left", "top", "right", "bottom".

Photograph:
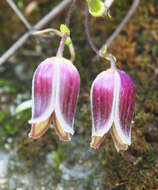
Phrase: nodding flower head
[
  {"left": 29, "top": 56, "right": 80, "bottom": 141},
  {"left": 90, "top": 59, "right": 135, "bottom": 151}
]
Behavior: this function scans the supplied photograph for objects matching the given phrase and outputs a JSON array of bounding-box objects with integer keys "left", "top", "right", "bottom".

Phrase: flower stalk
[{"left": 57, "top": 0, "right": 78, "bottom": 57}]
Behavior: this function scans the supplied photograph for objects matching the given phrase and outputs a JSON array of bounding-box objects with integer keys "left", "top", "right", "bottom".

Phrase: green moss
[
  {"left": 0, "top": 110, "right": 30, "bottom": 149},
  {"left": 52, "top": 144, "right": 68, "bottom": 169}
]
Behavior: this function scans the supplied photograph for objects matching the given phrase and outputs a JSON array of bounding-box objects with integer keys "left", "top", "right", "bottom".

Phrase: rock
[
  {"left": 0, "top": 151, "right": 10, "bottom": 178},
  {"left": 9, "top": 178, "right": 17, "bottom": 190},
  {"left": 56, "top": 184, "right": 64, "bottom": 190},
  {"left": 59, "top": 162, "right": 93, "bottom": 180},
  {"left": 46, "top": 153, "right": 55, "bottom": 167}
]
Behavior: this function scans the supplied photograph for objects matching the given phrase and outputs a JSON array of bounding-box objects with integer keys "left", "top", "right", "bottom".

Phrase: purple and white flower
[
  {"left": 29, "top": 56, "right": 80, "bottom": 141},
  {"left": 90, "top": 64, "right": 135, "bottom": 151}
]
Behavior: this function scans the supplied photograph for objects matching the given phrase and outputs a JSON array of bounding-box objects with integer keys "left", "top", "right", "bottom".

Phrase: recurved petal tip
[
  {"left": 29, "top": 118, "right": 51, "bottom": 139},
  {"left": 110, "top": 125, "right": 128, "bottom": 151},
  {"left": 90, "top": 134, "right": 107, "bottom": 149},
  {"left": 52, "top": 113, "right": 71, "bottom": 141}
]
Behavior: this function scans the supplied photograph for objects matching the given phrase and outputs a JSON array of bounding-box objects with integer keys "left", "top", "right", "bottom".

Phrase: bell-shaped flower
[
  {"left": 90, "top": 62, "right": 135, "bottom": 151},
  {"left": 28, "top": 56, "right": 80, "bottom": 141}
]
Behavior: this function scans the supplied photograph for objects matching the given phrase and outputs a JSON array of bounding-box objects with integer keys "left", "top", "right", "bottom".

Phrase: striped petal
[
  {"left": 29, "top": 57, "right": 58, "bottom": 124},
  {"left": 90, "top": 69, "right": 115, "bottom": 148},
  {"left": 55, "top": 57, "right": 80, "bottom": 138},
  {"left": 114, "top": 70, "right": 135, "bottom": 145}
]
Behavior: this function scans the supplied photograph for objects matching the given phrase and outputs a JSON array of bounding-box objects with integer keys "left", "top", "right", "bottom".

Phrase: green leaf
[
  {"left": 87, "top": 0, "right": 101, "bottom": 13},
  {"left": 87, "top": 0, "right": 105, "bottom": 17},
  {"left": 112, "top": 55, "right": 117, "bottom": 62},
  {"left": 103, "top": 45, "right": 108, "bottom": 53},
  {"left": 60, "top": 24, "right": 70, "bottom": 35},
  {"left": 17, "top": 0, "right": 23, "bottom": 9},
  {"left": 65, "top": 37, "right": 72, "bottom": 46}
]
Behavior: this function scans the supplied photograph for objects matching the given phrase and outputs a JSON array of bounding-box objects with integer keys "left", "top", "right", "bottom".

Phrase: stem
[
  {"left": 56, "top": 0, "right": 78, "bottom": 57},
  {"left": 101, "top": 0, "right": 140, "bottom": 49},
  {"left": 108, "top": 53, "right": 116, "bottom": 69},
  {"left": 65, "top": 0, "right": 78, "bottom": 27},
  {"left": 33, "top": 28, "right": 75, "bottom": 62},
  {"left": 85, "top": 2, "right": 99, "bottom": 55},
  {"left": 56, "top": 35, "right": 68, "bottom": 57},
  {"left": 32, "top": 28, "right": 62, "bottom": 37},
  {"left": 85, "top": 1, "right": 117, "bottom": 69}
]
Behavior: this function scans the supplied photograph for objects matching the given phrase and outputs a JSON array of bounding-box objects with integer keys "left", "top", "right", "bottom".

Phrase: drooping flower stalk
[
  {"left": 85, "top": 3, "right": 114, "bottom": 61},
  {"left": 108, "top": 53, "right": 117, "bottom": 69},
  {"left": 85, "top": 2, "right": 99, "bottom": 55},
  {"left": 56, "top": 0, "right": 78, "bottom": 57}
]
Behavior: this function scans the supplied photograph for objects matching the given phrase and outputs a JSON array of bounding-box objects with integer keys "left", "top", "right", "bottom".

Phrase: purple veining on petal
[
  {"left": 91, "top": 70, "right": 114, "bottom": 133},
  {"left": 118, "top": 70, "right": 135, "bottom": 137},
  {"left": 56, "top": 58, "right": 80, "bottom": 132},
  {"left": 33, "top": 58, "right": 56, "bottom": 119}
]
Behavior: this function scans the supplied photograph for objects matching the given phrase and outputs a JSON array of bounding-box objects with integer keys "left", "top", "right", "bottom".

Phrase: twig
[
  {"left": 93, "top": 0, "right": 140, "bottom": 61},
  {"left": 6, "top": 0, "right": 32, "bottom": 30},
  {"left": 32, "top": 28, "right": 75, "bottom": 62},
  {"left": 65, "top": 0, "right": 78, "bottom": 27},
  {"left": 105, "top": 0, "right": 140, "bottom": 47},
  {"left": 32, "top": 28, "right": 62, "bottom": 37},
  {"left": 0, "top": 0, "right": 72, "bottom": 66},
  {"left": 0, "top": 32, "right": 31, "bottom": 65},
  {"left": 85, "top": 0, "right": 115, "bottom": 56}
]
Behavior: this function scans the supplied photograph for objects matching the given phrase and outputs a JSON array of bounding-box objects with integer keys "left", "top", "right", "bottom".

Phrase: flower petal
[
  {"left": 90, "top": 69, "right": 116, "bottom": 148},
  {"left": 29, "top": 118, "right": 51, "bottom": 138},
  {"left": 90, "top": 134, "right": 107, "bottom": 149},
  {"left": 114, "top": 70, "right": 135, "bottom": 145},
  {"left": 91, "top": 69, "right": 115, "bottom": 137},
  {"left": 55, "top": 57, "right": 80, "bottom": 135},
  {"left": 110, "top": 125, "right": 128, "bottom": 151},
  {"left": 29, "top": 57, "right": 58, "bottom": 124},
  {"left": 52, "top": 113, "right": 70, "bottom": 141}
]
